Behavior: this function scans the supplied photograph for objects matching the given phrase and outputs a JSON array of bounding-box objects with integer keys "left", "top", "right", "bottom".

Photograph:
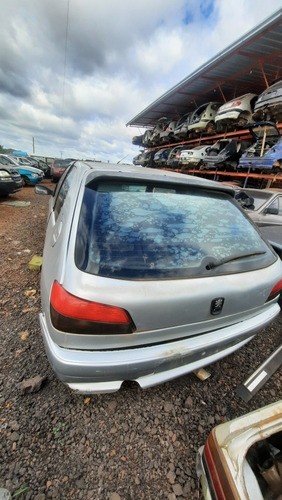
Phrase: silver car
[
  {"left": 235, "top": 188, "right": 282, "bottom": 226},
  {"left": 36, "top": 161, "right": 282, "bottom": 394}
]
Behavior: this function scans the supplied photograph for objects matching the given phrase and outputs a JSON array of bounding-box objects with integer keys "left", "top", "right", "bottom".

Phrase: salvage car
[
  {"left": 35, "top": 161, "right": 282, "bottom": 394},
  {"left": 148, "top": 117, "right": 170, "bottom": 146},
  {"left": 179, "top": 145, "right": 210, "bottom": 168},
  {"left": 50, "top": 158, "right": 76, "bottom": 182},
  {"left": 173, "top": 112, "right": 193, "bottom": 141},
  {"left": 133, "top": 151, "right": 154, "bottom": 168},
  {"left": 0, "top": 154, "right": 44, "bottom": 185},
  {"left": 215, "top": 93, "right": 258, "bottom": 132},
  {"left": 166, "top": 145, "right": 185, "bottom": 168},
  {"left": 235, "top": 187, "right": 282, "bottom": 226},
  {"left": 197, "top": 400, "right": 282, "bottom": 500},
  {"left": 0, "top": 167, "right": 23, "bottom": 196},
  {"left": 187, "top": 102, "right": 221, "bottom": 136},
  {"left": 203, "top": 139, "right": 247, "bottom": 169},
  {"left": 159, "top": 120, "right": 177, "bottom": 144},
  {"left": 253, "top": 79, "right": 282, "bottom": 122},
  {"left": 239, "top": 121, "right": 282, "bottom": 171},
  {"left": 153, "top": 147, "right": 171, "bottom": 167}
]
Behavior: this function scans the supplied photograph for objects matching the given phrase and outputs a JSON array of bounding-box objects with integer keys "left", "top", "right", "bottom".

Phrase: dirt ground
[{"left": 0, "top": 181, "right": 281, "bottom": 499}]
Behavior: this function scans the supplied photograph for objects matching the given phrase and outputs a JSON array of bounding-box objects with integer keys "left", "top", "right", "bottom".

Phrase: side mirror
[
  {"left": 35, "top": 185, "right": 54, "bottom": 196},
  {"left": 264, "top": 206, "right": 279, "bottom": 215}
]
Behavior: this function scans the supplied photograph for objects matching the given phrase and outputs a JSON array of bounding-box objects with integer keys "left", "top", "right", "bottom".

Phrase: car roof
[
  {"left": 241, "top": 187, "right": 282, "bottom": 195},
  {"left": 78, "top": 160, "right": 234, "bottom": 195}
]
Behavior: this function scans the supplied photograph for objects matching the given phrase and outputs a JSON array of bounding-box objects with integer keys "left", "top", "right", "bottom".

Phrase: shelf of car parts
[
  {"left": 177, "top": 168, "right": 282, "bottom": 181},
  {"left": 147, "top": 122, "right": 282, "bottom": 152},
  {"left": 148, "top": 122, "right": 282, "bottom": 188}
]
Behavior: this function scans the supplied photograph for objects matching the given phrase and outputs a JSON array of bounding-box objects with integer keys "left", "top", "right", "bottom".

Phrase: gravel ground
[{"left": 0, "top": 180, "right": 281, "bottom": 500}]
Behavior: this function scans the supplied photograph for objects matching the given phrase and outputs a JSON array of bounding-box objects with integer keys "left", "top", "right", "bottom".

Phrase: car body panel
[
  {"left": 179, "top": 145, "right": 210, "bottom": 167},
  {"left": 187, "top": 102, "right": 221, "bottom": 134},
  {"left": 0, "top": 167, "right": 23, "bottom": 195},
  {"left": 173, "top": 113, "right": 193, "bottom": 140},
  {"left": 50, "top": 158, "right": 75, "bottom": 181},
  {"left": 197, "top": 401, "right": 282, "bottom": 500},
  {"left": 159, "top": 120, "right": 177, "bottom": 144},
  {"left": 235, "top": 188, "right": 282, "bottom": 226},
  {"left": 0, "top": 154, "right": 44, "bottom": 184},
  {"left": 259, "top": 225, "right": 282, "bottom": 257},
  {"left": 39, "top": 303, "right": 279, "bottom": 393},
  {"left": 37, "top": 161, "right": 282, "bottom": 393},
  {"left": 166, "top": 146, "right": 185, "bottom": 168},
  {"left": 215, "top": 93, "right": 257, "bottom": 131},
  {"left": 239, "top": 122, "right": 282, "bottom": 170},
  {"left": 203, "top": 139, "right": 243, "bottom": 168},
  {"left": 153, "top": 147, "right": 171, "bottom": 167},
  {"left": 253, "top": 79, "right": 282, "bottom": 121}
]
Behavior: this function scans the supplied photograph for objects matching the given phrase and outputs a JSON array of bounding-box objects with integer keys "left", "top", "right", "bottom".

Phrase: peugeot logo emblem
[{"left": 211, "top": 297, "right": 225, "bottom": 315}]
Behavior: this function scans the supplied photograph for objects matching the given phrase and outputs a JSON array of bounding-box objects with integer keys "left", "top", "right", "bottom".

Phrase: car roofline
[{"left": 77, "top": 160, "right": 235, "bottom": 196}]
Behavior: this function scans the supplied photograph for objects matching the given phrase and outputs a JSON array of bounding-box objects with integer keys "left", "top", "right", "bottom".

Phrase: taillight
[
  {"left": 50, "top": 281, "right": 135, "bottom": 334},
  {"left": 202, "top": 432, "right": 238, "bottom": 500},
  {"left": 267, "top": 279, "right": 282, "bottom": 302}
]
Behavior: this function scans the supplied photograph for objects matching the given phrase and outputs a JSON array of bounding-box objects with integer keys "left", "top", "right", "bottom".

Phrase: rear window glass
[{"left": 75, "top": 180, "right": 275, "bottom": 280}]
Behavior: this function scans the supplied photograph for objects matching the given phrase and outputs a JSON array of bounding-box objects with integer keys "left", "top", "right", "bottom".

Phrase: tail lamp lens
[
  {"left": 267, "top": 279, "right": 282, "bottom": 302},
  {"left": 50, "top": 281, "right": 135, "bottom": 334}
]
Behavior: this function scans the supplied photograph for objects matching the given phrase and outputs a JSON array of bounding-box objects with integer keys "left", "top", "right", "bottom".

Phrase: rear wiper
[{"left": 206, "top": 251, "right": 266, "bottom": 270}]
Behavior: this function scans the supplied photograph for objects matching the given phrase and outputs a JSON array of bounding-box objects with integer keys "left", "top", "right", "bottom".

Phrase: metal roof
[{"left": 126, "top": 9, "right": 282, "bottom": 128}]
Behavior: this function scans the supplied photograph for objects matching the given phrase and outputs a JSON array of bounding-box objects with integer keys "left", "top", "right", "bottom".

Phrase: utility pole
[{"left": 32, "top": 137, "right": 35, "bottom": 154}]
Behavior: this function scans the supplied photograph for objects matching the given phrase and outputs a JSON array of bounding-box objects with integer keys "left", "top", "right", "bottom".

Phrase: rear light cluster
[
  {"left": 267, "top": 279, "right": 282, "bottom": 302},
  {"left": 202, "top": 432, "right": 238, "bottom": 500},
  {"left": 50, "top": 281, "right": 135, "bottom": 335}
]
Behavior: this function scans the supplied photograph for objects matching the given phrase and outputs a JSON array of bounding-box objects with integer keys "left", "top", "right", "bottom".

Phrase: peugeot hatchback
[{"left": 36, "top": 161, "right": 282, "bottom": 394}]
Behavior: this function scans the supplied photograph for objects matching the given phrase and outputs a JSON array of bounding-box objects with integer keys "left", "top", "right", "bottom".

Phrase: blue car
[
  {"left": 239, "top": 121, "right": 282, "bottom": 171},
  {"left": 0, "top": 154, "right": 44, "bottom": 185}
]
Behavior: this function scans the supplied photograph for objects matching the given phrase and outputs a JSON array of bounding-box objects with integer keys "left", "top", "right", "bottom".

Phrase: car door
[{"left": 257, "top": 195, "right": 282, "bottom": 226}]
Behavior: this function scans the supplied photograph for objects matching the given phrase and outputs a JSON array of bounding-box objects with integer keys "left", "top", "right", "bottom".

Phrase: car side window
[
  {"left": 278, "top": 197, "right": 282, "bottom": 216},
  {"left": 266, "top": 197, "right": 282, "bottom": 216},
  {"left": 53, "top": 165, "right": 77, "bottom": 221}
]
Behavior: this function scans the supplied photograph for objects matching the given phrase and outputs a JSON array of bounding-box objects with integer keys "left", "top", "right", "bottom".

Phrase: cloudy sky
[{"left": 0, "top": 0, "right": 281, "bottom": 163}]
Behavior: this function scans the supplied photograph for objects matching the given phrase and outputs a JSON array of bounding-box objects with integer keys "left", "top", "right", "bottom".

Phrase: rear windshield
[{"left": 75, "top": 180, "right": 275, "bottom": 280}]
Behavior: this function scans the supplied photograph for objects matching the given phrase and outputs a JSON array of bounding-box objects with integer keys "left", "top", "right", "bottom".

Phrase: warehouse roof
[{"left": 126, "top": 9, "right": 282, "bottom": 128}]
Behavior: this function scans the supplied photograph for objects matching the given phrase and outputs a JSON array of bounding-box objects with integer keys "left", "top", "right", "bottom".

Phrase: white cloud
[{"left": 0, "top": 0, "right": 280, "bottom": 161}]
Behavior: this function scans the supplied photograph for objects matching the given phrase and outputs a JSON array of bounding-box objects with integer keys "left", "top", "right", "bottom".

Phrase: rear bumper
[{"left": 39, "top": 303, "right": 280, "bottom": 394}]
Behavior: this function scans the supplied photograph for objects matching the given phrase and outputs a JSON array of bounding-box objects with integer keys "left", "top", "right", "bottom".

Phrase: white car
[
  {"left": 187, "top": 102, "right": 221, "bottom": 135},
  {"left": 197, "top": 401, "right": 282, "bottom": 500},
  {"left": 179, "top": 145, "right": 210, "bottom": 168},
  {"left": 215, "top": 93, "right": 258, "bottom": 131}
]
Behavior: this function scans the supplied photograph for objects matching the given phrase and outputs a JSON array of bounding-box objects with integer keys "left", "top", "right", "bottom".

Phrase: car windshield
[
  {"left": 0, "top": 156, "right": 15, "bottom": 166},
  {"left": 75, "top": 180, "right": 274, "bottom": 280}
]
